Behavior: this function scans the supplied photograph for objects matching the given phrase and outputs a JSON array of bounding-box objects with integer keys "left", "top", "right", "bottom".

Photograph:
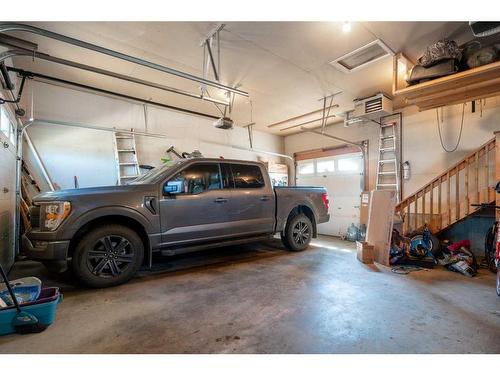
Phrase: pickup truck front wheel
[
  {"left": 282, "top": 213, "right": 313, "bottom": 252},
  {"left": 71, "top": 224, "right": 144, "bottom": 288}
]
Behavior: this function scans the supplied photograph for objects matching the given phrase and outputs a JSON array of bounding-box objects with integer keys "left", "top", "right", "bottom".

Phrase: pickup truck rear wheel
[
  {"left": 71, "top": 224, "right": 144, "bottom": 288},
  {"left": 282, "top": 213, "right": 313, "bottom": 251}
]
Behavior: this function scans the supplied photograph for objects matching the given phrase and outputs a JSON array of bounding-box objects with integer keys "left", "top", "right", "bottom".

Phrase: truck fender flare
[
  {"left": 277, "top": 201, "right": 318, "bottom": 235},
  {"left": 63, "top": 206, "right": 154, "bottom": 238}
]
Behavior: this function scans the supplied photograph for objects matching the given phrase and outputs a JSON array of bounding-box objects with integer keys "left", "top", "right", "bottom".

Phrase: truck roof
[{"left": 180, "top": 157, "right": 266, "bottom": 165}]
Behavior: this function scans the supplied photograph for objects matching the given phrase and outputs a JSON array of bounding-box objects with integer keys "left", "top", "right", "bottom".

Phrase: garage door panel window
[
  {"left": 338, "top": 156, "right": 362, "bottom": 173},
  {"left": 231, "top": 164, "right": 265, "bottom": 188},
  {"left": 165, "top": 163, "right": 222, "bottom": 195},
  {"left": 316, "top": 159, "right": 335, "bottom": 174},
  {"left": 297, "top": 161, "right": 314, "bottom": 175},
  {"left": 297, "top": 153, "right": 362, "bottom": 177}
]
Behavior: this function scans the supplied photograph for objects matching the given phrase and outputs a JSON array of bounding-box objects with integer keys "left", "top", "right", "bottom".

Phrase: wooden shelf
[{"left": 393, "top": 58, "right": 500, "bottom": 111}]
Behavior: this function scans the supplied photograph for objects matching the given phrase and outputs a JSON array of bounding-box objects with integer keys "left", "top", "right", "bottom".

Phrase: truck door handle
[
  {"left": 214, "top": 197, "right": 228, "bottom": 203},
  {"left": 260, "top": 196, "right": 271, "bottom": 201}
]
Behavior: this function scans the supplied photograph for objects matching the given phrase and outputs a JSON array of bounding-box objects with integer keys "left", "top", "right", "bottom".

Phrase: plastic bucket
[{"left": 0, "top": 287, "right": 63, "bottom": 336}]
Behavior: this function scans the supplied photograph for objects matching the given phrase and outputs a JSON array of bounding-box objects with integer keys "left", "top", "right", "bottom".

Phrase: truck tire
[
  {"left": 71, "top": 224, "right": 144, "bottom": 288},
  {"left": 282, "top": 213, "right": 313, "bottom": 252}
]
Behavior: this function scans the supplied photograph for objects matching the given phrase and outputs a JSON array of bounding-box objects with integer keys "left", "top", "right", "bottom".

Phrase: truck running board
[{"left": 159, "top": 235, "right": 274, "bottom": 256}]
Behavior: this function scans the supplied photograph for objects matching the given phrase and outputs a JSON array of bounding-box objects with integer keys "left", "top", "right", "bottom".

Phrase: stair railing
[{"left": 396, "top": 134, "right": 498, "bottom": 234}]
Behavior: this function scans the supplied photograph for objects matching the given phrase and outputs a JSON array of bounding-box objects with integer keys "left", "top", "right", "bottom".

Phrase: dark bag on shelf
[
  {"left": 406, "top": 59, "right": 458, "bottom": 85},
  {"left": 418, "top": 39, "right": 462, "bottom": 68},
  {"left": 465, "top": 45, "right": 499, "bottom": 68}
]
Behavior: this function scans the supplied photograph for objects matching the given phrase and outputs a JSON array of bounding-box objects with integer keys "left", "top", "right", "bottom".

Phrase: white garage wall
[
  {"left": 285, "top": 96, "right": 500, "bottom": 199},
  {"left": 401, "top": 98, "right": 499, "bottom": 197},
  {"left": 21, "top": 82, "right": 284, "bottom": 190}
]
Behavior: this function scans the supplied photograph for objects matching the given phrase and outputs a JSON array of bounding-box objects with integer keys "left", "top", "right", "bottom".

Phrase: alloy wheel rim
[
  {"left": 293, "top": 220, "right": 310, "bottom": 245},
  {"left": 86, "top": 235, "right": 134, "bottom": 278}
]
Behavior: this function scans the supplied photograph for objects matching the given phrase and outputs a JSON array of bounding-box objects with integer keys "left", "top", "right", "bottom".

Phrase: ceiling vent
[{"left": 330, "top": 39, "right": 394, "bottom": 73}]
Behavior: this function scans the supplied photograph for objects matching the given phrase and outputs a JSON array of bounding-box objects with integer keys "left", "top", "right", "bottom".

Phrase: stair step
[
  {"left": 115, "top": 136, "right": 133, "bottom": 139},
  {"left": 117, "top": 149, "right": 136, "bottom": 153},
  {"left": 380, "top": 148, "right": 396, "bottom": 152},
  {"left": 119, "top": 162, "right": 138, "bottom": 166},
  {"left": 380, "top": 135, "right": 395, "bottom": 140},
  {"left": 377, "top": 183, "right": 398, "bottom": 187},
  {"left": 378, "top": 171, "right": 397, "bottom": 175},
  {"left": 121, "top": 175, "right": 139, "bottom": 179}
]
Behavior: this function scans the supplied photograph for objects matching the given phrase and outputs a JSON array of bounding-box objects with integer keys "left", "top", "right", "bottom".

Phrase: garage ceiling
[{"left": 7, "top": 21, "right": 471, "bottom": 134}]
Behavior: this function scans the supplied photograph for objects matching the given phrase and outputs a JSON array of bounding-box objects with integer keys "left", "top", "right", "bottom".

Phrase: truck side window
[
  {"left": 164, "top": 163, "right": 222, "bottom": 195},
  {"left": 230, "top": 164, "right": 265, "bottom": 189}
]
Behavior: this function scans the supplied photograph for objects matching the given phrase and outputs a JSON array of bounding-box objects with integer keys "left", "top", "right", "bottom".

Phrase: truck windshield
[{"left": 128, "top": 159, "right": 188, "bottom": 185}]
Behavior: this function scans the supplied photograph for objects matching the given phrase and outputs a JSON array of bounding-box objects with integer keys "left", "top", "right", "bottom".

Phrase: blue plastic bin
[{"left": 0, "top": 287, "right": 63, "bottom": 336}]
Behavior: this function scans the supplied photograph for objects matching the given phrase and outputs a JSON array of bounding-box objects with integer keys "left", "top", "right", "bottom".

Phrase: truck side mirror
[{"left": 163, "top": 180, "right": 182, "bottom": 196}]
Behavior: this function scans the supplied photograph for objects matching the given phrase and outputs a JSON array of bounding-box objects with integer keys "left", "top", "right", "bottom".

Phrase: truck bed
[{"left": 274, "top": 185, "right": 329, "bottom": 234}]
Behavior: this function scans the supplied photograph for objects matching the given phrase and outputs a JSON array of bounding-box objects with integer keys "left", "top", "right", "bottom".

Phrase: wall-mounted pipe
[{"left": 0, "top": 23, "right": 249, "bottom": 97}]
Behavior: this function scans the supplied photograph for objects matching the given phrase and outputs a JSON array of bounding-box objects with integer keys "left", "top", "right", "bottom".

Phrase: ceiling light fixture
[{"left": 342, "top": 22, "right": 351, "bottom": 33}]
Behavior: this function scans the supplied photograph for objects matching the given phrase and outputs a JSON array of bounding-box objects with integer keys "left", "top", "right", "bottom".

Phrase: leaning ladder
[
  {"left": 375, "top": 121, "right": 401, "bottom": 202},
  {"left": 113, "top": 129, "right": 140, "bottom": 185}
]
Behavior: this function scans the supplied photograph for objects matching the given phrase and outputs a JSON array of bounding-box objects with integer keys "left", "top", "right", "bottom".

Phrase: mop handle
[{"left": 0, "top": 265, "right": 21, "bottom": 313}]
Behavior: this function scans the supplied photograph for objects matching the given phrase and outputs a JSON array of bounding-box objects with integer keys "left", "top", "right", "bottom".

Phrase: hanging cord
[{"left": 436, "top": 103, "right": 465, "bottom": 153}]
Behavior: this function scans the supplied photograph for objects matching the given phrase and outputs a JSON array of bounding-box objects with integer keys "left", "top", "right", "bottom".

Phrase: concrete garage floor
[{"left": 0, "top": 236, "right": 499, "bottom": 354}]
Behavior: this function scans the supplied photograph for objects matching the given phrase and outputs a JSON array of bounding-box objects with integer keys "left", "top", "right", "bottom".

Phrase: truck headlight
[{"left": 40, "top": 201, "right": 71, "bottom": 231}]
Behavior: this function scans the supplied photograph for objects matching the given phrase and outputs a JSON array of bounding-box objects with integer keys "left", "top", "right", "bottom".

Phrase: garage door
[
  {"left": 296, "top": 153, "right": 362, "bottom": 237},
  {"left": 0, "top": 107, "right": 17, "bottom": 270}
]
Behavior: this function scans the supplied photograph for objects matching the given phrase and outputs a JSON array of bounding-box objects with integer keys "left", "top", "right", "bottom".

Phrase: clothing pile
[
  {"left": 390, "top": 228, "right": 478, "bottom": 277},
  {"left": 438, "top": 239, "right": 478, "bottom": 277}
]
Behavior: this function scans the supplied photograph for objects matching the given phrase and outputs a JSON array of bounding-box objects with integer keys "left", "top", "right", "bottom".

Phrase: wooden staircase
[{"left": 396, "top": 132, "right": 500, "bottom": 234}]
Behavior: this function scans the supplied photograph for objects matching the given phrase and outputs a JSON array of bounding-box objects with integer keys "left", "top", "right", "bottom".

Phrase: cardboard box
[
  {"left": 365, "top": 190, "right": 397, "bottom": 266},
  {"left": 356, "top": 241, "right": 374, "bottom": 264}
]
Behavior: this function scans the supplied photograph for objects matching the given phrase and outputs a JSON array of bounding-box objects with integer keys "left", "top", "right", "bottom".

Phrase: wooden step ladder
[
  {"left": 376, "top": 121, "right": 401, "bottom": 202},
  {"left": 113, "top": 129, "right": 140, "bottom": 185}
]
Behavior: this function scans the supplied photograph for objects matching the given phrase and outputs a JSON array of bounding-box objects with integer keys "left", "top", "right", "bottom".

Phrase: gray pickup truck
[{"left": 23, "top": 158, "right": 329, "bottom": 287}]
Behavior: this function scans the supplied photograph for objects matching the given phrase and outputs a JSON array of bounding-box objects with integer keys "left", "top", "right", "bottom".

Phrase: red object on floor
[{"left": 447, "top": 239, "right": 471, "bottom": 252}]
